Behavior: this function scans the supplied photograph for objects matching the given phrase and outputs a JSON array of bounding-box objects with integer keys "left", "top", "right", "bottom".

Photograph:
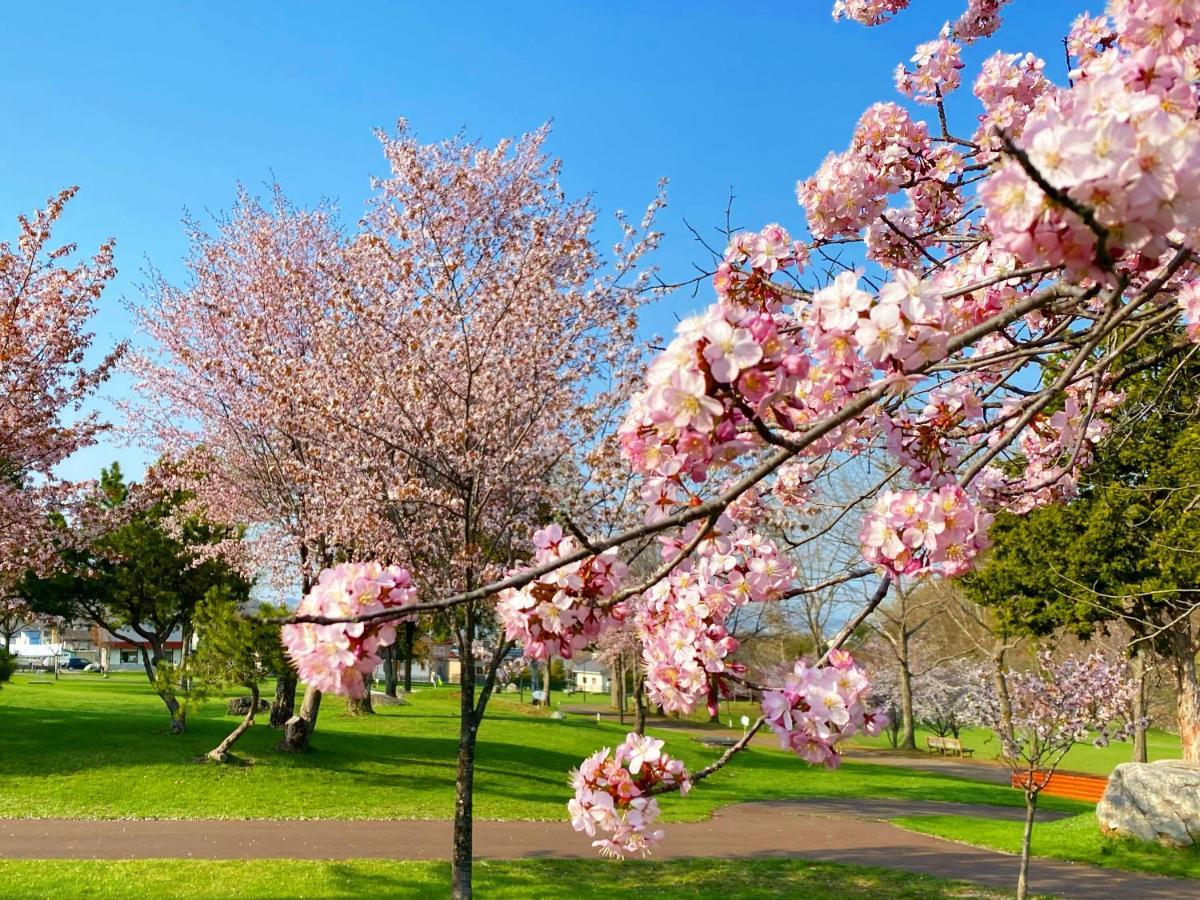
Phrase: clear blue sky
[{"left": 0, "top": 1, "right": 1081, "bottom": 482}]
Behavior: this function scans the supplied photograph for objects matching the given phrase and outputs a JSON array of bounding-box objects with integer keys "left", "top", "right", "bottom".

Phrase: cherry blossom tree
[
  {"left": 291, "top": 122, "right": 663, "bottom": 897},
  {"left": 968, "top": 652, "right": 1138, "bottom": 899},
  {"left": 128, "top": 188, "right": 351, "bottom": 742},
  {"left": 275, "top": 3, "right": 1200, "bottom": 896},
  {"left": 1, "top": 188, "right": 124, "bottom": 581}
]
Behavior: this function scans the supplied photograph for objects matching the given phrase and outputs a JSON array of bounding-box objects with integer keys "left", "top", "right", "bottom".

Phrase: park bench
[
  {"left": 1011, "top": 770, "right": 1108, "bottom": 802},
  {"left": 926, "top": 735, "right": 974, "bottom": 757}
]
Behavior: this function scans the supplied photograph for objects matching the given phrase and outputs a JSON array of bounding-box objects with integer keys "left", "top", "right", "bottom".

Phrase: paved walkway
[{"left": 1, "top": 800, "right": 1193, "bottom": 899}]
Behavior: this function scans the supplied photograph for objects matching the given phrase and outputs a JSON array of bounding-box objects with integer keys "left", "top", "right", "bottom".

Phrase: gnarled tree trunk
[
  {"left": 279, "top": 684, "right": 321, "bottom": 752},
  {"left": 208, "top": 683, "right": 258, "bottom": 763},
  {"left": 270, "top": 665, "right": 298, "bottom": 728}
]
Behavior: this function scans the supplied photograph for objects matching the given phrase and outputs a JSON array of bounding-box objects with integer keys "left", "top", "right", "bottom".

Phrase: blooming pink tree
[
  {"left": 276, "top": 3, "right": 1200, "bottom": 896},
  {"left": 0, "top": 189, "right": 123, "bottom": 582},
  {"left": 968, "top": 652, "right": 1138, "bottom": 899},
  {"left": 128, "top": 188, "right": 352, "bottom": 740}
]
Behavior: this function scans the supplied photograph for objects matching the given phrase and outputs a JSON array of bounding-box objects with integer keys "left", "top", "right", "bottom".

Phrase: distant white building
[
  {"left": 572, "top": 658, "right": 610, "bottom": 694},
  {"left": 98, "top": 627, "right": 185, "bottom": 671}
]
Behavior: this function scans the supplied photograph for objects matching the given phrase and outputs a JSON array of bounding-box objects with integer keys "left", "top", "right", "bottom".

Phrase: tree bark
[
  {"left": 634, "top": 667, "right": 647, "bottom": 736},
  {"left": 1169, "top": 621, "right": 1200, "bottom": 764},
  {"left": 1131, "top": 644, "right": 1149, "bottom": 764},
  {"left": 383, "top": 644, "right": 398, "bottom": 697},
  {"left": 993, "top": 641, "right": 1015, "bottom": 746},
  {"left": 140, "top": 645, "right": 185, "bottom": 734},
  {"left": 208, "top": 683, "right": 258, "bottom": 763},
  {"left": 403, "top": 620, "right": 416, "bottom": 692},
  {"left": 1016, "top": 790, "right": 1038, "bottom": 900},
  {"left": 278, "top": 684, "right": 322, "bottom": 752},
  {"left": 347, "top": 670, "right": 375, "bottom": 715},
  {"left": 898, "top": 630, "right": 916, "bottom": 750},
  {"left": 270, "top": 666, "right": 298, "bottom": 728},
  {"left": 543, "top": 656, "right": 552, "bottom": 707}
]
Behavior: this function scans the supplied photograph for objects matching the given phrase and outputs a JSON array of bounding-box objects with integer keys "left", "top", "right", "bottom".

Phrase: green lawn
[
  {"left": 853, "top": 725, "right": 1182, "bottom": 776},
  {"left": 894, "top": 813, "right": 1200, "bottom": 881},
  {"left": 0, "top": 672, "right": 1084, "bottom": 821},
  {"left": 0, "top": 858, "right": 1017, "bottom": 899}
]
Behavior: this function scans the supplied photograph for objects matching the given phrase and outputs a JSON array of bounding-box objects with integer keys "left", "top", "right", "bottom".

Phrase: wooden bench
[
  {"left": 927, "top": 735, "right": 974, "bottom": 757},
  {"left": 1011, "top": 770, "right": 1108, "bottom": 803}
]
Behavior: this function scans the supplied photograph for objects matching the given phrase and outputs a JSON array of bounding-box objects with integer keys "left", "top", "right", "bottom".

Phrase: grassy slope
[
  {"left": 893, "top": 813, "right": 1200, "bottom": 881},
  {"left": 853, "top": 725, "right": 1182, "bottom": 776},
  {"left": 0, "top": 673, "right": 1084, "bottom": 821},
  {"left": 0, "top": 858, "right": 1016, "bottom": 899}
]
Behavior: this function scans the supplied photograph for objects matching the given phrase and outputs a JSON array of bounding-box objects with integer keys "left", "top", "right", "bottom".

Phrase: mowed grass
[
  {"left": 852, "top": 725, "right": 1182, "bottom": 776},
  {"left": 0, "top": 858, "right": 1018, "bottom": 899},
  {"left": 0, "top": 673, "right": 1085, "bottom": 821},
  {"left": 893, "top": 813, "right": 1200, "bottom": 881}
]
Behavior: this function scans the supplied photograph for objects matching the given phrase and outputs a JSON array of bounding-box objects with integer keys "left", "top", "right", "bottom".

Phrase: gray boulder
[
  {"left": 1097, "top": 760, "right": 1200, "bottom": 847},
  {"left": 226, "top": 696, "right": 270, "bottom": 716}
]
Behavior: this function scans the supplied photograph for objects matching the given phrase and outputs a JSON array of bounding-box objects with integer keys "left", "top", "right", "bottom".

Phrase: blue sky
[{"left": 0, "top": 0, "right": 1083, "bottom": 482}]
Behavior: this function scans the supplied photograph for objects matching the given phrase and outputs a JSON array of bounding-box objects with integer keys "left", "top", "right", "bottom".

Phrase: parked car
[
  {"left": 62, "top": 656, "right": 90, "bottom": 670},
  {"left": 83, "top": 663, "right": 103, "bottom": 673}
]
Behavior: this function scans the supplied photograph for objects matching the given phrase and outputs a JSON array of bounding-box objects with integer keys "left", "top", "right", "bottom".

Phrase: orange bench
[{"left": 1011, "top": 770, "right": 1108, "bottom": 803}]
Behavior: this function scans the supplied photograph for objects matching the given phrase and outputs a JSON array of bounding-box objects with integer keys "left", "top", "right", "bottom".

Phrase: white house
[
  {"left": 98, "top": 627, "right": 185, "bottom": 671},
  {"left": 572, "top": 659, "right": 610, "bottom": 694}
]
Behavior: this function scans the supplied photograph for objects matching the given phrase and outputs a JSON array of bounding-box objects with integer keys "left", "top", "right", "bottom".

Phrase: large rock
[
  {"left": 226, "top": 696, "right": 270, "bottom": 716},
  {"left": 1097, "top": 760, "right": 1200, "bottom": 847}
]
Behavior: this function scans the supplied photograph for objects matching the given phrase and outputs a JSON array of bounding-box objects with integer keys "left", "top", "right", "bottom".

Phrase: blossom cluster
[
  {"left": 281, "top": 561, "right": 418, "bottom": 698},
  {"left": 568, "top": 733, "right": 690, "bottom": 858},
  {"left": 976, "top": 384, "right": 1123, "bottom": 513},
  {"left": 952, "top": 0, "right": 1012, "bottom": 42},
  {"left": 496, "top": 524, "right": 627, "bottom": 661},
  {"left": 817, "top": 269, "right": 952, "bottom": 374},
  {"left": 1179, "top": 281, "right": 1200, "bottom": 341},
  {"left": 761, "top": 650, "right": 888, "bottom": 768},
  {"left": 895, "top": 25, "right": 963, "bottom": 105},
  {"left": 972, "top": 51, "right": 1050, "bottom": 141},
  {"left": 859, "top": 483, "right": 992, "bottom": 577},
  {"left": 636, "top": 519, "right": 794, "bottom": 715},
  {"left": 982, "top": 31, "right": 1200, "bottom": 274},
  {"left": 619, "top": 225, "right": 815, "bottom": 514},
  {"left": 797, "top": 104, "right": 932, "bottom": 241},
  {"left": 832, "top": 0, "right": 910, "bottom": 26}
]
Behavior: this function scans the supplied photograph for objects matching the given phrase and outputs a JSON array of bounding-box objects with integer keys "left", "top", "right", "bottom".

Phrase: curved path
[{"left": 1, "top": 799, "right": 1193, "bottom": 899}]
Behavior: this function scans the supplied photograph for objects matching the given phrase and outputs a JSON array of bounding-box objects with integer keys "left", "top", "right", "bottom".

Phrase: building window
[
  {"left": 119, "top": 650, "right": 140, "bottom": 664},
  {"left": 22, "top": 629, "right": 41, "bottom": 645}
]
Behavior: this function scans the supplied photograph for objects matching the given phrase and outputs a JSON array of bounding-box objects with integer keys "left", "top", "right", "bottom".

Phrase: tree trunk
[
  {"left": 993, "top": 641, "right": 1015, "bottom": 746},
  {"left": 634, "top": 668, "right": 647, "bottom": 736},
  {"left": 542, "top": 656, "right": 552, "bottom": 707},
  {"left": 270, "top": 666, "right": 298, "bottom": 728},
  {"left": 208, "top": 683, "right": 258, "bottom": 763},
  {"left": 1169, "top": 622, "right": 1200, "bottom": 764},
  {"left": 140, "top": 645, "right": 185, "bottom": 734},
  {"left": 1131, "top": 644, "right": 1149, "bottom": 764},
  {"left": 898, "top": 632, "right": 916, "bottom": 750},
  {"left": 1016, "top": 789, "right": 1038, "bottom": 900},
  {"left": 403, "top": 620, "right": 416, "bottom": 692},
  {"left": 384, "top": 644, "right": 398, "bottom": 697},
  {"left": 279, "top": 684, "right": 322, "bottom": 752},
  {"left": 453, "top": 653, "right": 478, "bottom": 900},
  {"left": 347, "top": 670, "right": 375, "bottom": 715}
]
